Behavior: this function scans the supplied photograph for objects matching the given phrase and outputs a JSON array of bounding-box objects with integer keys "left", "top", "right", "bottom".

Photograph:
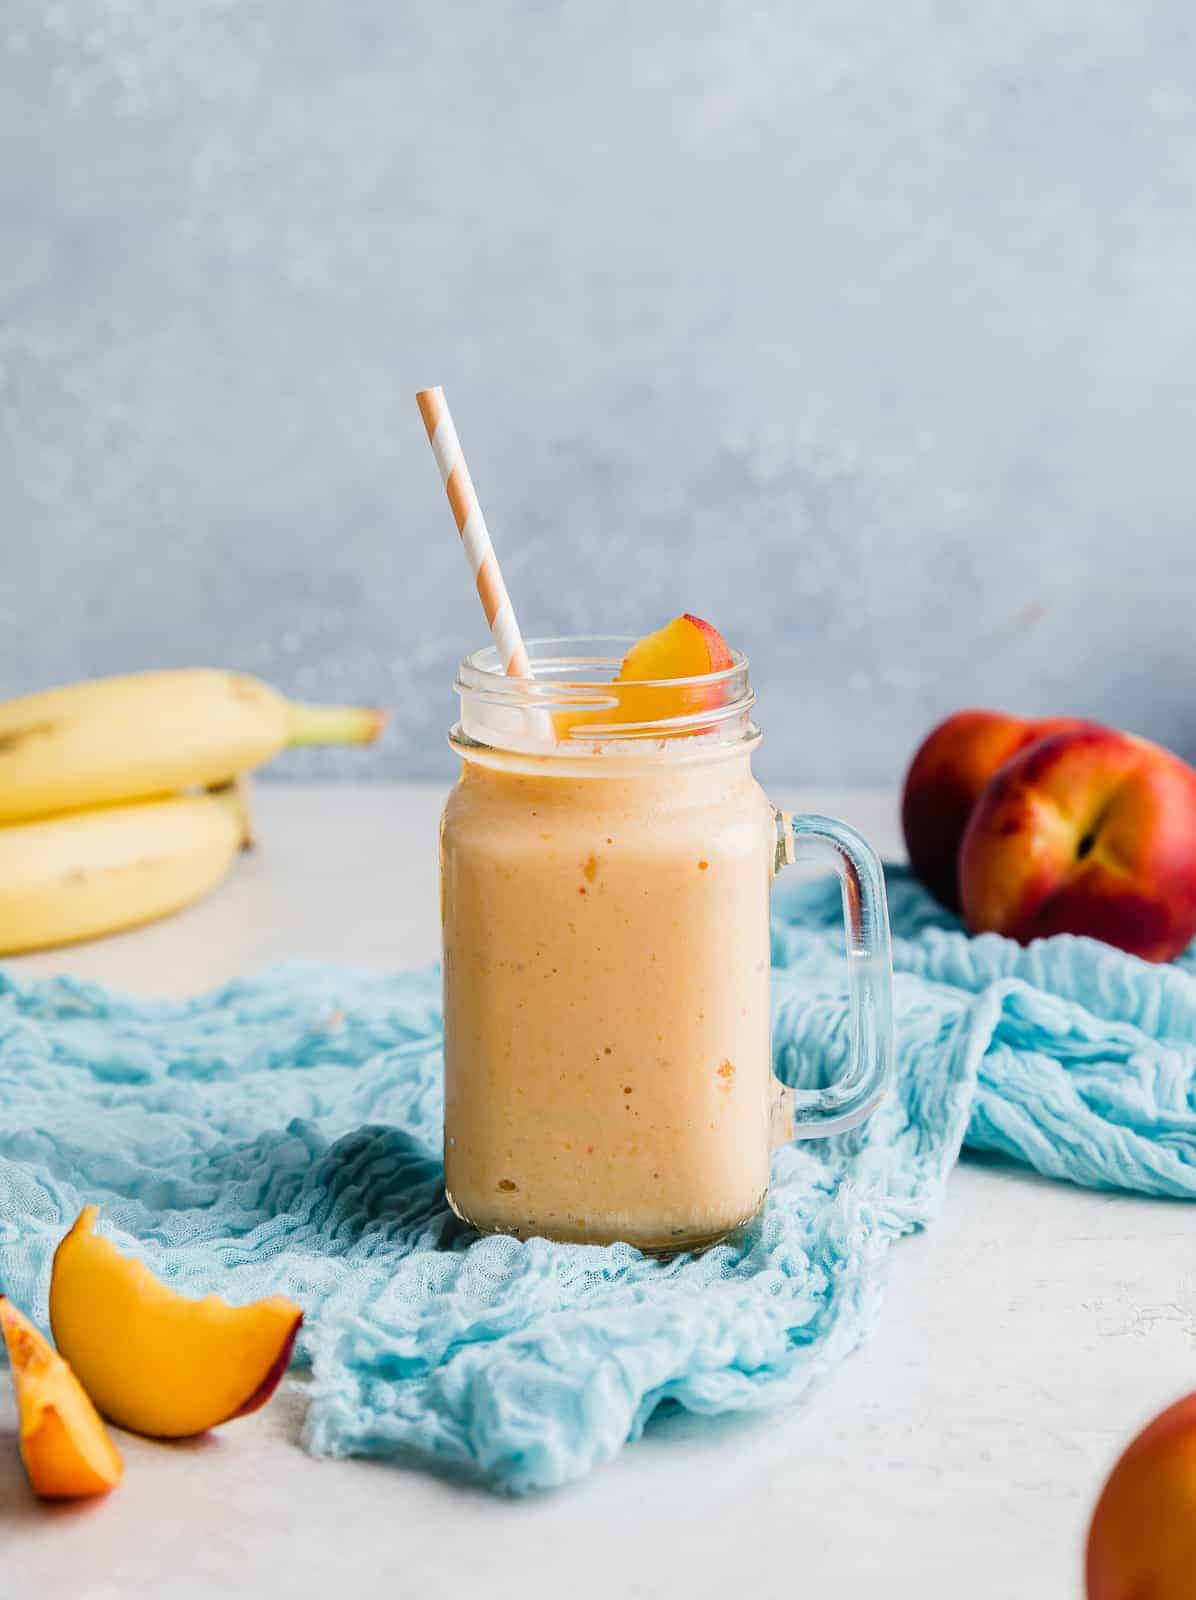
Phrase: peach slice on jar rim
[
  {"left": 553, "top": 614, "right": 735, "bottom": 741},
  {"left": 0, "top": 1295, "right": 123, "bottom": 1499},
  {"left": 49, "top": 1206, "right": 303, "bottom": 1439},
  {"left": 619, "top": 613, "right": 734, "bottom": 680}
]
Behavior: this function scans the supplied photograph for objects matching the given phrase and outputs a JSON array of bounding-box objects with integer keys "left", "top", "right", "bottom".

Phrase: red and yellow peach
[
  {"left": 901, "top": 710, "right": 1087, "bottom": 908},
  {"left": 959, "top": 725, "right": 1196, "bottom": 963},
  {"left": 1087, "top": 1392, "right": 1196, "bottom": 1598}
]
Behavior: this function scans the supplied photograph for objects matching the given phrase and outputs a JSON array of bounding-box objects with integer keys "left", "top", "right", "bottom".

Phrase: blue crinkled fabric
[{"left": 1, "top": 866, "right": 1195, "bottom": 1493}]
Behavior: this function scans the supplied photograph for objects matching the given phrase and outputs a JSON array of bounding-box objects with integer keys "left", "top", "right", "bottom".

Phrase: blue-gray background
[{"left": 4, "top": 2, "right": 1195, "bottom": 785}]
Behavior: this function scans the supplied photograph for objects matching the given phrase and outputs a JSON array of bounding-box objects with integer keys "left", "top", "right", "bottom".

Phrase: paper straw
[
  {"left": 415, "top": 388, "right": 525, "bottom": 665},
  {"left": 417, "top": 387, "right": 553, "bottom": 743}
]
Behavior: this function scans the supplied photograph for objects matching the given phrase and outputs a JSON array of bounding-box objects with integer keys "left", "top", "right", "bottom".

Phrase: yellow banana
[
  {"left": 0, "top": 670, "right": 385, "bottom": 825},
  {"left": 0, "top": 787, "right": 251, "bottom": 954}
]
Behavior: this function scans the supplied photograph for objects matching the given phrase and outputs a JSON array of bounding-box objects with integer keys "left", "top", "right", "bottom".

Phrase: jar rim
[
  {"left": 453, "top": 634, "right": 757, "bottom": 756},
  {"left": 456, "top": 634, "right": 748, "bottom": 692}
]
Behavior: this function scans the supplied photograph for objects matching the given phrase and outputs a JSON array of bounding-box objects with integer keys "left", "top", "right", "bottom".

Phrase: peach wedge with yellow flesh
[
  {"left": 0, "top": 1295, "right": 123, "bottom": 1499},
  {"left": 49, "top": 1207, "right": 303, "bottom": 1439},
  {"left": 555, "top": 614, "right": 735, "bottom": 739},
  {"left": 618, "top": 613, "right": 734, "bottom": 681}
]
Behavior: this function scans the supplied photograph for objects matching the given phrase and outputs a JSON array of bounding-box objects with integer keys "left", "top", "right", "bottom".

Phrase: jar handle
[{"left": 772, "top": 812, "right": 895, "bottom": 1138}]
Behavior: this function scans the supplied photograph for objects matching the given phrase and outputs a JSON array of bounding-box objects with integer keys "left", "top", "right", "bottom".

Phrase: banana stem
[{"left": 286, "top": 702, "right": 387, "bottom": 748}]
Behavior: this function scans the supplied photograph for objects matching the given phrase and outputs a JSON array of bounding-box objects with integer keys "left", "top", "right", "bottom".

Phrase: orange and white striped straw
[{"left": 417, "top": 387, "right": 554, "bottom": 743}]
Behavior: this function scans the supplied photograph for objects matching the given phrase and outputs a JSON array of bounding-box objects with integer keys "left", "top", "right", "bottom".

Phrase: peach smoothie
[
  {"left": 418, "top": 376, "right": 894, "bottom": 1253},
  {"left": 441, "top": 743, "right": 778, "bottom": 1251},
  {"left": 439, "top": 616, "right": 894, "bottom": 1253}
]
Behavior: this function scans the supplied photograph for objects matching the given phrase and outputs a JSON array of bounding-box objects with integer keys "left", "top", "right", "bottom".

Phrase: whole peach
[
  {"left": 959, "top": 725, "right": 1196, "bottom": 962},
  {"left": 1087, "top": 1393, "right": 1196, "bottom": 1598},
  {"left": 901, "top": 710, "right": 1086, "bottom": 908}
]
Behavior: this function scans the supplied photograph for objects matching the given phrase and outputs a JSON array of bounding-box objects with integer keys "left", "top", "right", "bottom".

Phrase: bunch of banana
[{"left": 0, "top": 670, "right": 385, "bottom": 955}]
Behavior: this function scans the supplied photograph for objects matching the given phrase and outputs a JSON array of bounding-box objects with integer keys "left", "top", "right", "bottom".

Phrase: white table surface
[{"left": 4, "top": 782, "right": 1191, "bottom": 1600}]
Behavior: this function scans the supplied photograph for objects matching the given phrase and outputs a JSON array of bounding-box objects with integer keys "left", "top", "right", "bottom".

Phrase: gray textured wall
[{"left": 4, "top": 2, "right": 1196, "bottom": 786}]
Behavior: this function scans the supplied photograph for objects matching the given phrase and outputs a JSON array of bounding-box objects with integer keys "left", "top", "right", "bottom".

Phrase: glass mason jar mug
[{"left": 440, "top": 638, "right": 894, "bottom": 1254}]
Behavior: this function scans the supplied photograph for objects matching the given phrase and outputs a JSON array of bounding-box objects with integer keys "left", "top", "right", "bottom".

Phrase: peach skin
[
  {"left": 901, "top": 710, "right": 1087, "bottom": 908},
  {"left": 0, "top": 1295, "right": 123, "bottom": 1499},
  {"left": 959, "top": 726, "right": 1196, "bottom": 962},
  {"left": 49, "top": 1206, "right": 303, "bottom": 1439},
  {"left": 1086, "top": 1392, "right": 1196, "bottom": 1598}
]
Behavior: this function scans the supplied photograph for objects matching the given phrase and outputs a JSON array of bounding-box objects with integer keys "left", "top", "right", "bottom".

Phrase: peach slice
[
  {"left": 49, "top": 1207, "right": 303, "bottom": 1439},
  {"left": 555, "top": 614, "right": 735, "bottom": 738},
  {"left": 0, "top": 1296, "right": 123, "bottom": 1499},
  {"left": 618, "top": 613, "right": 734, "bottom": 681}
]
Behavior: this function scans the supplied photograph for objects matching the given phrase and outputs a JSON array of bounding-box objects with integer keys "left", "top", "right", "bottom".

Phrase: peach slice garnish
[
  {"left": 49, "top": 1207, "right": 303, "bottom": 1439},
  {"left": 0, "top": 1295, "right": 123, "bottom": 1499},
  {"left": 618, "top": 613, "right": 734, "bottom": 680},
  {"left": 555, "top": 614, "right": 734, "bottom": 739}
]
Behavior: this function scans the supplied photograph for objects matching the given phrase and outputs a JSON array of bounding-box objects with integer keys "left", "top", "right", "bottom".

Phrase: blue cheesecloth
[{"left": 1, "top": 867, "right": 1193, "bottom": 1493}]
